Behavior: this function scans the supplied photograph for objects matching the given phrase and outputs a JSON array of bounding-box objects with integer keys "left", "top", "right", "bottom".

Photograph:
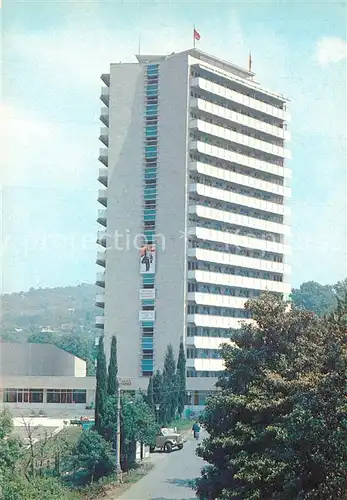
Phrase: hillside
[{"left": 1, "top": 283, "right": 97, "bottom": 339}]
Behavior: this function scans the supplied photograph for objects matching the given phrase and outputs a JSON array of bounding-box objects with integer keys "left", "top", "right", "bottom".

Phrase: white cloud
[
  {"left": 1, "top": 103, "right": 97, "bottom": 189},
  {"left": 315, "top": 36, "right": 347, "bottom": 67}
]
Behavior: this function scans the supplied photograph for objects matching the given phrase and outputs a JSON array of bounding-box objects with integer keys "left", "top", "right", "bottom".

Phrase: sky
[{"left": 1, "top": 0, "right": 347, "bottom": 293}]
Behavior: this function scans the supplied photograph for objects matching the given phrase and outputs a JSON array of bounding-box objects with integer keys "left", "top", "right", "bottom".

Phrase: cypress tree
[
  {"left": 146, "top": 376, "right": 154, "bottom": 412},
  {"left": 162, "top": 344, "right": 177, "bottom": 424},
  {"left": 176, "top": 340, "right": 186, "bottom": 419},
  {"left": 95, "top": 336, "right": 107, "bottom": 433},
  {"left": 107, "top": 335, "right": 118, "bottom": 396},
  {"left": 152, "top": 370, "right": 163, "bottom": 424}
]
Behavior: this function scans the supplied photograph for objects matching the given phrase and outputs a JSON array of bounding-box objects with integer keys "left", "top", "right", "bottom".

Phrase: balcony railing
[
  {"left": 96, "top": 272, "right": 105, "bottom": 288},
  {"left": 95, "top": 294, "right": 105, "bottom": 308},
  {"left": 97, "top": 208, "right": 107, "bottom": 227},
  {"left": 96, "top": 250, "right": 106, "bottom": 267},
  {"left": 99, "top": 148, "right": 108, "bottom": 167},
  {"left": 98, "top": 188, "right": 107, "bottom": 207},
  {"left": 100, "top": 107, "right": 109, "bottom": 127},
  {"left": 98, "top": 167, "right": 108, "bottom": 187},
  {"left": 100, "top": 87, "right": 109, "bottom": 106},
  {"left": 99, "top": 127, "right": 109, "bottom": 147}
]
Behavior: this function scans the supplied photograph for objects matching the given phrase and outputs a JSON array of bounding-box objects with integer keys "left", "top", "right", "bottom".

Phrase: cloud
[
  {"left": 315, "top": 36, "right": 347, "bottom": 66},
  {"left": 1, "top": 103, "right": 97, "bottom": 189}
]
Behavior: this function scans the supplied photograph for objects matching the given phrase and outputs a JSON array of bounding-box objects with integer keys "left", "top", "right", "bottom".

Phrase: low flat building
[{"left": 0, "top": 342, "right": 96, "bottom": 417}]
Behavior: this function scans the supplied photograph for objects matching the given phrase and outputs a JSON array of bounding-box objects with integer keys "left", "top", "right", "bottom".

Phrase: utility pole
[{"left": 115, "top": 385, "right": 122, "bottom": 482}]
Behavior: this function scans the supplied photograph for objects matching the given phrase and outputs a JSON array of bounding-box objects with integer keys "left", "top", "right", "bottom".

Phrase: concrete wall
[
  {"left": 154, "top": 52, "right": 190, "bottom": 369},
  {"left": 104, "top": 63, "right": 144, "bottom": 375},
  {"left": 0, "top": 343, "right": 86, "bottom": 377}
]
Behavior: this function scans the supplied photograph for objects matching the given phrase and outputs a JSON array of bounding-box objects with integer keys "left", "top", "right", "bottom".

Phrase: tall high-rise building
[{"left": 95, "top": 48, "right": 291, "bottom": 406}]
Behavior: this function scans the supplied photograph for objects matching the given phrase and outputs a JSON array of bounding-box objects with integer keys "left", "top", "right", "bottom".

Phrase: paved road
[{"left": 117, "top": 432, "right": 206, "bottom": 500}]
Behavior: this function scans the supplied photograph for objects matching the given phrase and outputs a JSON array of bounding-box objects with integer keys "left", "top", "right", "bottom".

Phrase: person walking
[{"left": 192, "top": 421, "right": 201, "bottom": 440}]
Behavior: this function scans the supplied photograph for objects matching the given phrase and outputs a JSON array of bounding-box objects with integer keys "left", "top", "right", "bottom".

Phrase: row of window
[
  {"left": 187, "top": 260, "right": 284, "bottom": 282},
  {"left": 189, "top": 195, "right": 283, "bottom": 224},
  {"left": 187, "top": 370, "right": 222, "bottom": 378},
  {"left": 2, "top": 389, "right": 87, "bottom": 404},
  {"left": 187, "top": 304, "right": 251, "bottom": 318},
  {"left": 187, "top": 282, "right": 265, "bottom": 298},
  {"left": 189, "top": 173, "right": 284, "bottom": 205},
  {"left": 186, "top": 348, "right": 223, "bottom": 359},
  {"left": 190, "top": 152, "right": 284, "bottom": 186},
  {"left": 141, "top": 64, "right": 160, "bottom": 377},
  {"left": 188, "top": 238, "right": 284, "bottom": 262},
  {"left": 190, "top": 129, "right": 284, "bottom": 167},
  {"left": 187, "top": 326, "right": 235, "bottom": 338}
]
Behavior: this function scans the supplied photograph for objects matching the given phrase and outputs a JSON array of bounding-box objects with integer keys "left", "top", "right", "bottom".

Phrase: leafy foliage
[
  {"left": 291, "top": 280, "right": 337, "bottom": 316},
  {"left": 196, "top": 293, "right": 347, "bottom": 499},
  {"left": 71, "top": 430, "right": 115, "bottom": 483}
]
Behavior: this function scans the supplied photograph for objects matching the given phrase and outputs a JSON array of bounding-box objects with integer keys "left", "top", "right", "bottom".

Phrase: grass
[{"left": 171, "top": 419, "right": 194, "bottom": 432}]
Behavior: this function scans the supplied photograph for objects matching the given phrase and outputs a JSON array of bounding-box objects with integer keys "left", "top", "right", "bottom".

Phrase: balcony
[
  {"left": 189, "top": 141, "right": 291, "bottom": 179},
  {"left": 99, "top": 127, "right": 109, "bottom": 147},
  {"left": 97, "top": 208, "right": 107, "bottom": 227},
  {"left": 97, "top": 230, "right": 107, "bottom": 247},
  {"left": 190, "top": 77, "right": 290, "bottom": 122},
  {"left": 95, "top": 315, "right": 105, "bottom": 328},
  {"left": 187, "top": 313, "right": 252, "bottom": 330},
  {"left": 98, "top": 188, "right": 107, "bottom": 207},
  {"left": 187, "top": 248, "right": 290, "bottom": 275},
  {"left": 100, "top": 87, "right": 109, "bottom": 106},
  {"left": 189, "top": 183, "right": 288, "bottom": 216},
  {"left": 96, "top": 250, "right": 106, "bottom": 267},
  {"left": 188, "top": 205, "right": 291, "bottom": 236},
  {"left": 100, "top": 107, "right": 109, "bottom": 127},
  {"left": 186, "top": 336, "right": 234, "bottom": 350},
  {"left": 190, "top": 97, "right": 291, "bottom": 141},
  {"left": 187, "top": 292, "right": 247, "bottom": 310},
  {"left": 188, "top": 226, "right": 290, "bottom": 255},
  {"left": 186, "top": 358, "right": 224, "bottom": 371},
  {"left": 99, "top": 148, "right": 108, "bottom": 167},
  {"left": 189, "top": 161, "right": 291, "bottom": 198},
  {"left": 95, "top": 294, "right": 105, "bottom": 308},
  {"left": 190, "top": 119, "right": 291, "bottom": 159},
  {"left": 100, "top": 73, "right": 110, "bottom": 86},
  {"left": 188, "top": 269, "right": 292, "bottom": 294},
  {"left": 96, "top": 272, "right": 105, "bottom": 288},
  {"left": 98, "top": 167, "right": 108, "bottom": 187}
]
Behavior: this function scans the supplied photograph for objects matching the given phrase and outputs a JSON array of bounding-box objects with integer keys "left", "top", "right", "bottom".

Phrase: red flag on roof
[{"left": 194, "top": 28, "right": 201, "bottom": 41}]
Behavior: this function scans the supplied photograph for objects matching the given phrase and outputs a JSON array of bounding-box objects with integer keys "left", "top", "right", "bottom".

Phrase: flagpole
[
  {"left": 193, "top": 24, "right": 195, "bottom": 49},
  {"left": 138, "top": 34, "right": 141, "bottom": 55}
]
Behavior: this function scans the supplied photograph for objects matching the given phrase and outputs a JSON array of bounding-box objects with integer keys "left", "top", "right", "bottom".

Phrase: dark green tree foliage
[
  {"left": 95, "top": 336, "right": 107, "bottom": 433},
  {"left": 280, "top": 294, "right": 347, "bottom": 499},
  {"left": 176, "top": 340, "right": 187, "bottom": 418},
  {"left": 196, "top": 293, "right": 327, "bottom": 500},
  {"left": 161, "top": 345, "right": 178, "bottom": 424},
  {"left": 107, "top": 335, "right": 118, "bottom": 396},
  {"left": 152, "top": 370, "right": 163, "bottom": 422},
  {"left": 291, "top": 280, "right": 337, "bottom": 316},
  {"left": 146, "top": 376, "right": 154, "bottom": 412},
  {"left": 72, "top": 430, "right": 115, "bottom": 483}
]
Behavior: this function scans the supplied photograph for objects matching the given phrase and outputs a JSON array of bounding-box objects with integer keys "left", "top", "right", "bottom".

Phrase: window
[
  {"left": 3, "top": 388, "right": 17, "bottom": 403},
  {"left": 142, "top": 305, "right": 155, "bottom": 311},
  {"left": 142, "top": 327, "right": 154, "bottom": 334},
  {"left": 143, "top": 283, "right": 154, "bottom": 289},
  {"left": 47, "top": 389, "right": 86, "bottom": 404}
]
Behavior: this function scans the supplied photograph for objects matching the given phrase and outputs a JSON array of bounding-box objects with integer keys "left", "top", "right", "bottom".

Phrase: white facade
[{"left": 95, "top": 49, "right": 291, "bottom": 402}]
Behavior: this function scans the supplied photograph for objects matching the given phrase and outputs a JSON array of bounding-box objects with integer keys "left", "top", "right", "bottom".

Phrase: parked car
[{"left": 150, "top": 427, "right": 184, "bottom": 453}]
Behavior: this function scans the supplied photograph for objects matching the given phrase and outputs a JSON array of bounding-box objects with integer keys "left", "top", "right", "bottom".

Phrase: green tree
[
  {"left": 107, "top": 335, "right": 119, "bottom": 396},
  {"left": 95, "top": 336, "right": 107, "bottom": 433},
  {"left": 291, "top": 280, "right": 337, "bottom": 316},
  {"left": 146, "top": 376, "right": 154, "bottom": 412},
  {"left": 152, "top": 370, "right": 163, "bottom": 423},
  {"left": 72, "top": 429, "right": 115, "bottom": 483},
  {"left": 176, "top": 340, "right": 187, "bottom": 418},
  {"left": 120, "top": 393, "right": 159, "bottom": 470},
  {"left": 0, "top": 410, "right": 22, "bottom": 485},
  {"left": 196, "top": 293, "right": 326, "bottom": 500},
  {"left": 161, "top": 345, "right": 178, "bottom": 424}
]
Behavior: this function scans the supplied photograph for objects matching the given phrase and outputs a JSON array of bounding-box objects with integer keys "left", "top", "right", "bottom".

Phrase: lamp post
[
  {"left": 115, "top": 385, "right": 122, "bottom": 483},
  {"left": 155, "top": 403, "right": 160, "bottom": 423}
]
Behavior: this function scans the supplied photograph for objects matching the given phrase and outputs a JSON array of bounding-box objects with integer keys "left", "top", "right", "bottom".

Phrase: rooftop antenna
[
  {"left": 248, "top": 50, "right": 252, "bottom": 72},
  {"left": 138, "top": 34, "right": 141, "bottom": 55}
]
